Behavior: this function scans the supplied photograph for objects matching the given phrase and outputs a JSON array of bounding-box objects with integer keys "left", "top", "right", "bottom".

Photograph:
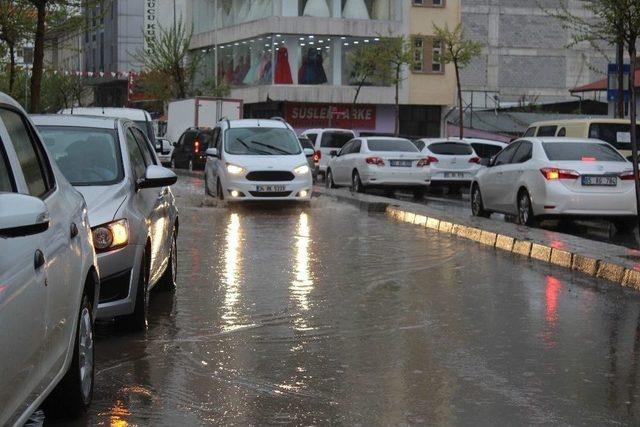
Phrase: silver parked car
[
  {"left": 0, "top": 93, "right": 99, "bottom": 425},
  {"left": 33, "top": 114, "right": 179, "bottom": 330}
]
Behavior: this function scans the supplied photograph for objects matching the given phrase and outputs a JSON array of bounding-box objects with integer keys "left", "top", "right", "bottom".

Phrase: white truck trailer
[{"left": 165, "top": 97, "right": 243, "bottom": 143}]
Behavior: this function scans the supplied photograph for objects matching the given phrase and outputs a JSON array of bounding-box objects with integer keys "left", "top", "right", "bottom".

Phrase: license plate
[
  {"left": 256, "top": 185, "right": 286, "bottom": 192},
  {"left": 444, "top": 172, "right": 465, "bottom": 178},
  {"left": 390, "top": 160, "right": 412, "bottom": 167},
  {"left": 581, "top": 175, "right": 617, "bottom": 186}
]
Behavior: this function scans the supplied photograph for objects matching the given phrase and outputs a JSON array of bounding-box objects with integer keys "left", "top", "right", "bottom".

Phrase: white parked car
[
  {"left": 204, "top": 119, "right": 313, "bottom": 202},
  {"left": 155, "top": 137, "right": 173, "bottom": 166},
  {"left": 416, "top": 139, "right": 481, "bottom": 193},
  {"left": 0, "top": 93, "right": 99, "bottom": 425},
  {"left": 325, "top": 137, "right": 430, "bottom": 198},
  {"left": 471, "top": 138, "right": 638, "bottom": 231},
  {"left": 59, "top": 107, "right": 156, "bottom": 144},
  {"left": 299, "top": 128, "right": 356, "bottom": 178},
  {"left": 33, "top": 114, "right": 179, "bottom": 330},
  {"left": 464, "top": 138, "right": 508, "bottom": 160}
]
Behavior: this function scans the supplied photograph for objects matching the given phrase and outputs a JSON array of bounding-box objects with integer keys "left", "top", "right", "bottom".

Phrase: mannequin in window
[
  {"left": 303, "top": 0, "right": 330, "bottom": 17},
  {"left": 274, "top": 47, "right": 293, "bottom": 84},
  {"left": 299, "top": 49, "right": 327, "bottom": 84},
  {"left": 343, "top": 0, "right": 370, "bottom": 19}
]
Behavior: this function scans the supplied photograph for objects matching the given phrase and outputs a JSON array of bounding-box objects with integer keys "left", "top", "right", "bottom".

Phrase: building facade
[
  {"left": 189, "top": 0, "right": 459, "bottom": 137},
  {"left": 461, "top": 0, "right": 614, "bottom": 108}
]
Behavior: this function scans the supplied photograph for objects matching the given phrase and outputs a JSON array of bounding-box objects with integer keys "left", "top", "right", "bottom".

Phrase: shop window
[
  {"left": 299, "top": 0, "right": 397, "bottom": 20},
  {"left": 342, "top": 36, "right": 388, "bottom": 86},
  {"left": 217, "top": 36, "right": 275, "bottom": 87}
]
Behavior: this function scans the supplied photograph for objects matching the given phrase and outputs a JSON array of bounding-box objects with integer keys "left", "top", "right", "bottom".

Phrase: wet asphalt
[{"left": 48, "top": 176, "right": 640, "bottom": 425}]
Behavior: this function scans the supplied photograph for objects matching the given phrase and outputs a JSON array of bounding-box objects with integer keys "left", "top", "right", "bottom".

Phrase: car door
[
  {"left": 173, "top": 133, "right": 186, "bottom": 165},
  {"left": 131, "top": 126, "right": 167, "bottom": 286},
  {"left": 498, "top": 141, "right": 533, "bottom": 213},
  {"left": 206, "top": 127, "right": 222, "bottom": 189},
  {"left": 333, "top": 141, "right": 354, "bottom": 184},
  {"left": 481, "top": 142, "right": 520, "bottom": 211},
  {"left": 0, "top": 107, "right": 63, "bottom": 422}
]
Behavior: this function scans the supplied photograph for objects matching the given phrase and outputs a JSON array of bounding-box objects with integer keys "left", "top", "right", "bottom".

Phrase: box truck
[{"left": 165, "top": 97, "right": 243, "bottom": 143}]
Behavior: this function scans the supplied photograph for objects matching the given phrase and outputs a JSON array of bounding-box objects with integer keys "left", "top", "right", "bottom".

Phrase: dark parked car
[
  {"left": 299, "top": 136, "right": 318, "bottom": 183},
  {"left": 170, "top": 128, "right": 214, "bottom": 170}
]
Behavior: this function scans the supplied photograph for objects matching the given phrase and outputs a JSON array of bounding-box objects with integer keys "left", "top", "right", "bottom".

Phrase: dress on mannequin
[
  {"left": 303, "top": 0, "right": 330, "bottom": 17},
  {"left": 274, "top": 47, "right": 293, "bottom": 84},
  {"left": 373, "top": 0, "right": 390, "bottom": 20},
  {"left": 342, "top": 0, "right": 370, "bottom": 19}
]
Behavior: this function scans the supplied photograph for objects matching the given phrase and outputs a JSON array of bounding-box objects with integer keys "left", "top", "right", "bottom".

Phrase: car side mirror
[
  {"left": 137, "top": 165, "right": 178, "bottom": 190},
  {"left": 206, "top": 147, "right": 218, "bottom": 158},
  {"left": 479, "top": 157, "right": 491, "bottom": 167},
  {"left": 0, "top": 193, "right": 50, "bottom": 237},
  {"left": 330, "top": 150, "right": 338, "bottom": 157},
  {"left": 303, "top": 148, "right": 314, "bottom": 157}
]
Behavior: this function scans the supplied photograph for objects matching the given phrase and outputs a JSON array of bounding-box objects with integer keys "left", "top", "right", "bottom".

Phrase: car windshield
[
  {"left": 589, "top": 123, "right": 640, "bottom": 150},
  {"left": 320, "top": 132, "right": 354, "bottom": 148},
  {"left": 225, "top": 127, "right": 301, "bottom": 155},
  {"left": 543, "top": 142, "right": 625, "bottom": 162},
  {"left": 428, "top": 142, "right": 473, "bottom": 155},
  {"left": 134, "top": 120, "right": 154, "bottom": 142},
  {"left": 367, "top": 139, "right": 419, "bottom": 152},
  {"left": 38, "top": 126, "right": 123, "bottom": 185}
]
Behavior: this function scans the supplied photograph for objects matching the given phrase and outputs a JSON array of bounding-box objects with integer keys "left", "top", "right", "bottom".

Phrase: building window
[
  {"left": 411, "top": 36, "right": 444, "bottom": 74},
  {"left": 412, "top": 0, "right": 445, "bottom": 7}
]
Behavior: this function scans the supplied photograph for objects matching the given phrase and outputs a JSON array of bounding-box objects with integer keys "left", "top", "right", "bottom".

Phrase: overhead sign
[
  {"left": 607, "top": 63, "right": 630, "bottom": 102},
  {"left": 144, "top": 0, "right": 158, "bottom": 52},
  {"left": 285, "top": 103, "right": 376, "bottom": 129}
]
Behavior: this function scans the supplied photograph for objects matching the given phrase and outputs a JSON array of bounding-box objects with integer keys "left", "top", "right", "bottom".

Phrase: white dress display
[
  {"left": 373, "top": 0, "right": 390, "bottom": 20},
  {"left": 303, "top": 0, "right": 330, "bottom": 17},
  {"left": 343, "top": 0, "right": 370, "bottom": 19}
]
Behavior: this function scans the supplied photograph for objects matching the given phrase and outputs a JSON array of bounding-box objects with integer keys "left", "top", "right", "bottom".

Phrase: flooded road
[{"left": 58, "top": 177, "right": 640, "bottom": 425}]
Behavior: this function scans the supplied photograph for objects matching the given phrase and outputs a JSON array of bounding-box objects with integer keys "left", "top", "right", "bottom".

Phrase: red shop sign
[{"left": 285, "top": 103, "right": 376, "bottom": 129}]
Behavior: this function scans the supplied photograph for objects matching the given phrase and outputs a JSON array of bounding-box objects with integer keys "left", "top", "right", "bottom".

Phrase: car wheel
[
  {"left": 413, "top": 188, "right": 425, "bottom": 200},
  {"left": 517, "top": 190, "right": 537, "bottom": 226},
  {"left": 118, "top": 253, "right": 149, "bottom": 332},
  {"left": 351, "top": 170, "right": 365, "bottom": 193},
  {"left": 157, "top": 229, "right": 177, "bottom": 292},
  {"left": 471, "top": 185, "right": 490, "bottom": 218},
  {"left": 326, "top": 169, "right": 336, "bottom": 189},
  {"left": 43, "top": 293, "right": 94, "bottom": 418},
  {"left": 613, "top": 218, "right": 637, "bottom": 233},
  {"left": 217, "top": 179, "right": 225, "bottom": 200}
]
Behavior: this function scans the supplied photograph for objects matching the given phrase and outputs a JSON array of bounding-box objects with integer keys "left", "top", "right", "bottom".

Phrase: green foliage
[
  {"left": 198, "top": 77, "right": 231, "bottom": 98},
  {"left": 433, "top": 23, "right": 482, "bottom": 69},
  {"left": 374, "top": 36, "right": 415, "bottom": 85}
]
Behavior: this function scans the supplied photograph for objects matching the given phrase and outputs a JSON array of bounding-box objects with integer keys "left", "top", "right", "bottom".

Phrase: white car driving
[
  {"left": 0, "top": 93, "right": 99, "bottom": 425},
  {"left": 471, "top": 138, "right": 638, "bottom": 231},
  {"left": 204, "top": 119, "right": 313, "bottom": 202},
  {"left": 417, "top": 139, "right": 481, "bottom": 192},
  {"left": 325, "top": 137, "right": 430, "bottom": 198},
  {"left": 33, "top": 114, "right": 179, "bottom": 331},
  {"left": 299, "top": 128, "right": 356, "bottom": 179}
]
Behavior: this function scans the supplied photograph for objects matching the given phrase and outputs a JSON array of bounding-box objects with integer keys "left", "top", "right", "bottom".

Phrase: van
[
  {"left": 59, "top": 107, "right": 156, "bottom": 143},
  {"left": 299, "top": 128, "right": 357, "bottom": 178},
  {"left": 524, "top": 118, "right": 638, "bottom": 159}
]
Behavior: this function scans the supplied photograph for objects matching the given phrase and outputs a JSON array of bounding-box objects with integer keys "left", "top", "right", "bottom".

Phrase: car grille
[
  {"left": 99, "top": 270, "right": 131, "bottom": 304},
  {"left": 249, "top": 191, "right": 292, "bottom": 198},
  {"left": 246, "top": 171, "right": 295, "bottom": 181}
]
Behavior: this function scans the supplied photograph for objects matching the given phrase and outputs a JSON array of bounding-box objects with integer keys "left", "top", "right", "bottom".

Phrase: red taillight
[
  {"left": 366, "top": 156, "right": 385, "bottom": 166},
  {"left": 194, "top": 140, "right": 200, "bottom": 154},
  {"left": 417, "top": 156, "right": 438, "bottom": 167},
  {"left": 582, "top": 156, "right": 596, "bottom": 162},
  {"left": 540, "top": 167, "right": 579, "bottom": 180},
  {"left": 469, "top": 157, "right": 480, "bottom": 164},
  {"left": 620, "top": 170, "right": 640, "bottom": 180},
  {"left": 313, "top": 150, "right": 321, "bottom": 163}
]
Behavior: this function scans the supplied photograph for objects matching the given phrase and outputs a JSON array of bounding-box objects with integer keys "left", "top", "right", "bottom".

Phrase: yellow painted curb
[
  {"left": 512, "top": 240, "right": 532, "bottom": 257},
  {"left": 426, "top": 217, "right": 440, "bottom": 230},
  {"left": 572, "top": 254, "right": 599, "bottom": 276},
  {"left": 495, "top": 235, "right": 515, "bottom": 252},
  {"left": 550, "top": 249, "right": 573, "bottom": 268},
  {"left": 480, "top": 231, "right": 497, "bottom": 246},
  {"left": 439, "top": 221, "right": 453, "bottom": 233},
  {"left": 414, "top": 214, "right": 427, "bottom": 226},
  {"left": 623, "top": 269, "right": 640, "bottom": 290},
  {"left": 530, "top": 244, "right": 552, "bottom": 263},
  {"left": 596, "top": 262, "right": 626, "bottom": 283}
]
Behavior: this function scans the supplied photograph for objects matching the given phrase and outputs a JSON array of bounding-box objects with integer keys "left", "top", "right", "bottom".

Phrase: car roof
[
  {"left": 31, "top": 114, "right": 120, "bottom": 129},
  {"left": 303, "top": 128, "right": 356, "bottom": 133},
  {"left": 0, "top": 92, "right": 24, "bottom": 110},
  {"left": 519, "top": 137, "right": 607, "bottom": 144},
  {"left": 529, "top": 118, "right": 633, "bottom": 127},
  {"left": 463, "top": 138, "right": 507, "bottom": 146},
  {"left": 224, "top": 119, "right": 290, "bottom": 129},
  {"left": 422, "top": 138, "right": 471, "bottom": 145},
  {"left": 59, "top": 107, "right": 150, "bottom": 121},
  {"left": 363, "top": 136, "right": 412, "bottom": 142}
]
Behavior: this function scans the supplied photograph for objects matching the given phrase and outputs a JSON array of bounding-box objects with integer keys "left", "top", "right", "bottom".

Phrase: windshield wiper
[
  {"left": 248, "top": 140, "right": 294, "bottom": 155},
  {"left": 235, "top": 138, "right": 271, "bottom": 155}
]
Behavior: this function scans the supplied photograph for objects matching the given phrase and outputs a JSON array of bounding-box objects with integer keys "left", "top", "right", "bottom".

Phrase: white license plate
[
  {"left": 581, "top": 176, "right": 617, "bottom": 186},
  {"left": 444, "top": 172, "right": 465, "bottom": 178},
  {"left": 256, "top": 185, "right": 286, "bottom": 192},
  {"left": 390, "top": 160, "right": 412, "bottom": 167}
]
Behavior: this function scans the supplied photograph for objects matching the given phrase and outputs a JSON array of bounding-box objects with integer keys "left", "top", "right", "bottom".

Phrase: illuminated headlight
[
  {"left": 226, "top": 163, "right": 246, "bottom": 175},
  {"left": 294, "top": 164, "right": 310, "bottom": 175},
  {"left": 92, "top": 219, "right": 129, "bottom": 251}
]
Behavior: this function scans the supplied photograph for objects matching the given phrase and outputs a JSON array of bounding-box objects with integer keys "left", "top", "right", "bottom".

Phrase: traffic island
[{"left": 316, "top": 186, "right": 640, "bottom": 291}]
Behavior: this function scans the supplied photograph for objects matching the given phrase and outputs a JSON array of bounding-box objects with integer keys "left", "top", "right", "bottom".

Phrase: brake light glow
[
  {"left": 540, "top": 167, "right": 579, "bottom": 180},
  {"left": 581, "top": 156, "right": 596, "bottom": 162},
  {"left": 313, "top": 150, "right": 321, "bottom": 163},
  {"left": 366, "top": 156, "right": 385, "bottom": 166},
  {"left": 469, "top": 157, "right": 481, "bottom": 164},
  {"left": 194, "top": 140, "right": 200, "bottom": 154},
  {"left": 620, "top": 170, "right": 640, "bottom": 180}
]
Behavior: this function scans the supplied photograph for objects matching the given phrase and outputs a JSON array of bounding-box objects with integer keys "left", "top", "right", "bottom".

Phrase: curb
[{"left": 316, "top": 186, "right": 640, "bottom": 291}]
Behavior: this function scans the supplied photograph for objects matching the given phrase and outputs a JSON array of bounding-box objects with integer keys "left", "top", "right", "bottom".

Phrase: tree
[
  {"left": 375, "top": 36, "right": 415, "bottom": 136},
  {"left": 346, "top": 43, "right": 383, "bottom": 129},
  {"left": 433, "top": 23, "right": 482, "bottom": 139},
  {"left": 134, "top": 19, "right": 200, "bottom": 101},
  {"left": 0, "top": 0, "right": 35, "bottom": 92}
]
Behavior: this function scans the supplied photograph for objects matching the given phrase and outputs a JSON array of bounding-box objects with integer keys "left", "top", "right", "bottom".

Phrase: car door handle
[
  {"left": 70, "top": 222, "right": 78, "bottom": 238},
  {"left": 34, "top": 249, "right": 45, "bottom": 270}
]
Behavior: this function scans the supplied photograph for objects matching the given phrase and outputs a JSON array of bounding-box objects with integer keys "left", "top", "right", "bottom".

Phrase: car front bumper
[
  {"left": 225, "top": 175, "right": 313, "bottom": 202},
  {"left": 95, "top": 243, "right": 144, "bottom": 319}
]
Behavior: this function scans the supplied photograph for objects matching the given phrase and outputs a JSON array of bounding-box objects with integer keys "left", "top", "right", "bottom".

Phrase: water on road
[{"left": 56, "top": 177, "right": 640, "bottom": 425}]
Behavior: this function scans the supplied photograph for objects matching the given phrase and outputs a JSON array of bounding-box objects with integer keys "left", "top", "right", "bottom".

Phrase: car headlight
[
  {"left": 294, "top": 164, "right": 310, "bottom": 175},
  {"left": 92, "top": 219, "right": 129, "bottom": 252},
  {"left": 226, "top": 163, "right": 246, "bottom": 175}
]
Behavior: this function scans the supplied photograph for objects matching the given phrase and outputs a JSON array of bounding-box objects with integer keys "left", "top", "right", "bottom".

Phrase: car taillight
[
  {"left": 194, "top": 140, "right": 200, "bottom": 154},
  {"left": 366, "top": 156, "right": 385, "bottom": 166},
  {"left": 469, "top": 157, "right": 480, "bottom": 164},
  {"left": 313, "top": 150, "right": 321, "bottom": 163},
  {"left": 540, "top": 167, "right": 579, "bottom": 180},
  {"left": 620, "top": 170, "right": 640, "bottom": 180},
  {"left": 417, "top": 157, "right": 437, "bottom": 167}
]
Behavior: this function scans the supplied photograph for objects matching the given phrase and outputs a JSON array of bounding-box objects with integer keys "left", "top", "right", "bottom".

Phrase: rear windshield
[
  {"left": 299, "top": 137, "right": 314, "bottom": 151},
  {"left": 320, "top": 132, "right": 354, "bottom": 148},
  {"left": 589, "top": 123, "right": 640, "bottom": 150},
  {"left": 471, "top": 143, "right": 503, "bottom": 159},
  {"left": 428, "top": 142, "right": 473, "bottom": 155},
  {"left": 543, "top": 142, "right": 625, "bottom": 162},
  {"left": 367, "top": 139, "right": 419, "bottom": 152}
]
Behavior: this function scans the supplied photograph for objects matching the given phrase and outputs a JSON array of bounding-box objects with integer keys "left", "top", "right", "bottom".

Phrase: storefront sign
[
  {"left": 285, "top": 103, "right": 377, "bottom": 129},
  {"left": 144, "top": 0, "right": 157, "bottom": 52}
]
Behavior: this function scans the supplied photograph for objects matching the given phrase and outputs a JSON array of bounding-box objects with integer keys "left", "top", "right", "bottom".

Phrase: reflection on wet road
[{"left": 63, "top": 178, "right": 640, "bottom": 425}]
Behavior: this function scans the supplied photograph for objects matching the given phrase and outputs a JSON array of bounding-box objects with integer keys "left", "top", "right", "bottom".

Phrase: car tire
[
  {"left": 613, "top": 218, "right": 637, "bottom": 233},
  {"left": 217, "top": 179, "right": 225, "bottom": 200},
  {"left": 43, "top": 293, "right": 94, "bottom": 418},
  {"left": 517, "top": 190, "right": 537, "bottom": 227},
  {"left": 413, "top": 188, "right": 425, "bottom": 200},
  {"left": 326, "top": 169, "right": 336, "bottom": 189},
  {"left": 471, "top": 184, "right": 490, "bottom": 218},
  {"left": 351, "top": 170, "right": 365, "bottom": 193},
  {"left": 118, "top": 253, "right": 149, "bottom": 332},
  {"left": 157, "top": 229, "right": 177, "bottom": 292}
]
